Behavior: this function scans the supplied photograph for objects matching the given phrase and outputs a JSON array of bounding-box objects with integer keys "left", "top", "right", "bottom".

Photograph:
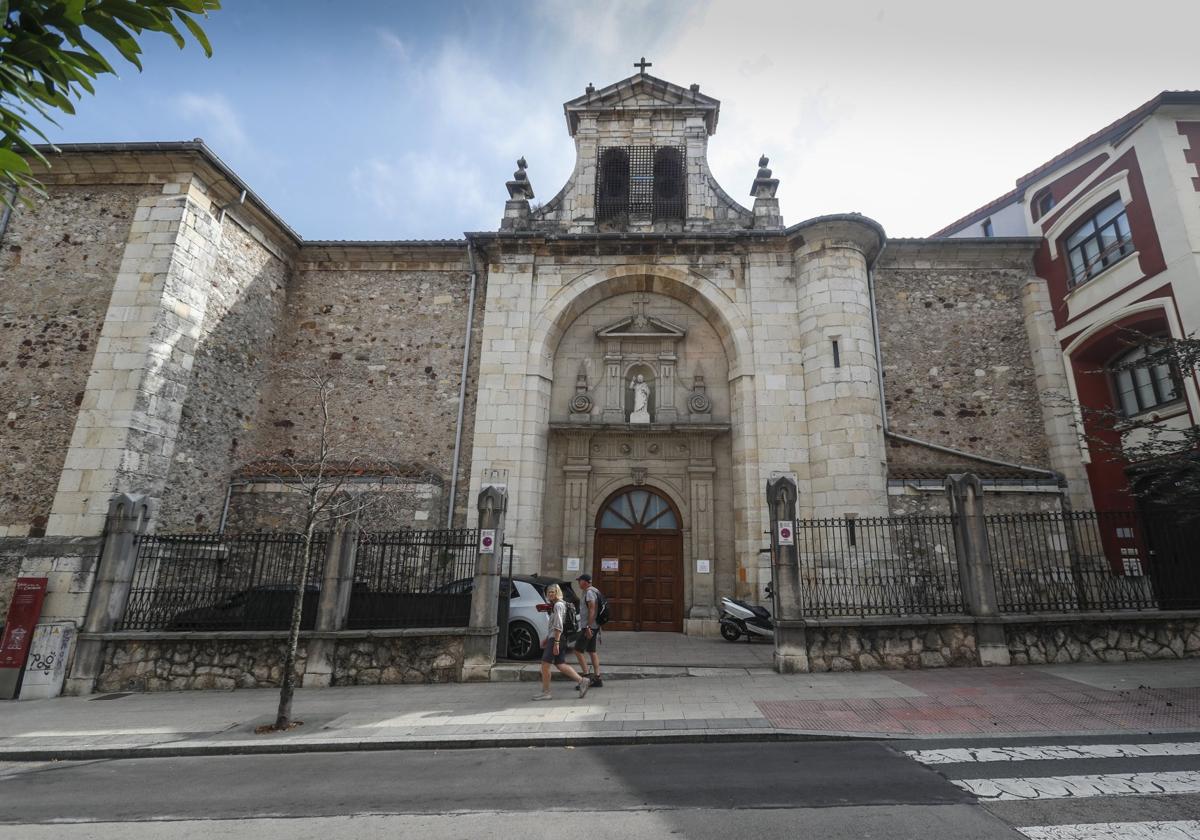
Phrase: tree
[
  {"left": 1076, "top": 330, "right": 1200, "bottom": 515},
  {"left": 1, "top": 0, "right": 220, "bottom": 202},
  {"left": 240, "top": 369, "right": 446, "bottom": 731}
]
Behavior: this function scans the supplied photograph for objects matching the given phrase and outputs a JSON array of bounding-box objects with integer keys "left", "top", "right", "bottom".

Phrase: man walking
[{"left": 574, "top": 574, "right": 603, "bottom": 688}]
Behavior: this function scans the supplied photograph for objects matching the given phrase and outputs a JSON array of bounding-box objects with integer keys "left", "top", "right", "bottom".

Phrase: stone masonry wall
[
  {"left": 875, "top": 243, "right": 1050, "bottom": 470},
  {"left": 248, "top": 249, "right": 482, "bottom": 526},
  {"left": 0, "top": 536, "right": 103, "bottom": 626},
  {"left": 805, "top": 623, "right": 978, "bottom": 671},
  {"left": 0, "top": 186, "right": 150, "bottom": 536},
  {"left": 93, "top": 632, "right": 465, "bottom": 691},
  {"left": 156, "top": 217, "right": 290, "bottom": 531},
  {"left": 1007, "top": 618, "right": 1200, "bottom": 664}
]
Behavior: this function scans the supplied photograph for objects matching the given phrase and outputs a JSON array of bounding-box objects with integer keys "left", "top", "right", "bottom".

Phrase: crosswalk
[{"left": 905, "top": 740, "right": 1200, "bottom": 839}]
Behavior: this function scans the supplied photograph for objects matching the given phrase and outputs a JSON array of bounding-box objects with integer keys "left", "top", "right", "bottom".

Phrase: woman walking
[{"left": 533, "top": 584, "right": 591, "bottom": 701}]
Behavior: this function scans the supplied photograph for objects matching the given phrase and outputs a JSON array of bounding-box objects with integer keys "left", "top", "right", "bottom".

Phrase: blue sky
[{"left": 34, "top": 0, "right": 1200, "bottom": 240}]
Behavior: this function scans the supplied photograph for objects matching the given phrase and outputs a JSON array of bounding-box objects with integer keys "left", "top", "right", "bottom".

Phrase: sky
[{"left": 31, "top": 0, "right": 1200, "bottom": 241}]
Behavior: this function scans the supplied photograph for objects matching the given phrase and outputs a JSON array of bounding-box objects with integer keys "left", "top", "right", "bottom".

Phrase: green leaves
[{"left": 1, "top": 0, "right": 223, "bottom": 206}]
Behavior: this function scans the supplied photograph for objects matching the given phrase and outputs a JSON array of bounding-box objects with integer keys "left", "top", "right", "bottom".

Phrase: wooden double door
[{"left": 591, "top": 487, "right": 684, "bottom": 632}]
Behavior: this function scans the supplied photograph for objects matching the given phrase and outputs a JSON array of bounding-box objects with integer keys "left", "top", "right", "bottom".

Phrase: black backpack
[
  {"left": 561, "top": 600, "right": 580, "bottom": 638},
  {"left": 595, "top": 589, "right": 611, "bottom": 626}
]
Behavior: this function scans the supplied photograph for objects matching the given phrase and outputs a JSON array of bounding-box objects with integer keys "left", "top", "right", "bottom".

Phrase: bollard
[{"left": 767, "top": 474, "right": 808, "bottom": 673}]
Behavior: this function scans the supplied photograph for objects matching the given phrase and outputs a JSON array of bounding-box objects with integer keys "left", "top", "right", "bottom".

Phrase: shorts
[
  {"left": 541, "top": 638, "right": 567, "bottom": 664},
  {"left": 575, "top": 629, "right": 600, "bottom": 653}
]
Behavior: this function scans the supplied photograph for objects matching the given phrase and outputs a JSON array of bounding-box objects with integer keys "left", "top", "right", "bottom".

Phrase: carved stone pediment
[{"left": 595, "top": 314, "right": 686, "bottom": 340}]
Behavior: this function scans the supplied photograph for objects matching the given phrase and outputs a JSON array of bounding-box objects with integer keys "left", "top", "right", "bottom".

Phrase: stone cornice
[{"left": 879, "top": 237, "right": 1041, "bottom": 271}]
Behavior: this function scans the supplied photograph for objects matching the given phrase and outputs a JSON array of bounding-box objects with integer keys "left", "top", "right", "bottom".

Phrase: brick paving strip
[{"left": 756, "top": 668, "right": 1200, "bottom": 735}]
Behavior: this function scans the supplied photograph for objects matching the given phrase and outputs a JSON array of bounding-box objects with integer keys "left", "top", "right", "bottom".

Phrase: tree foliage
[{"left": 1, "top": 0, "right": 220, "bottom": 202}]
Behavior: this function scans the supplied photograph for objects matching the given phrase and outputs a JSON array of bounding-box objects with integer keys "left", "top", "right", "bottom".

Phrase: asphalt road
[{"left": 2, "top": 737, "right": 1199, "bottom": 839}]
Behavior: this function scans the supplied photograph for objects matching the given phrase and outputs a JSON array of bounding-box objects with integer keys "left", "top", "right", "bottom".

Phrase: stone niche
[{"left": 552, "top": 292, "right": 729, "bottom": 425}]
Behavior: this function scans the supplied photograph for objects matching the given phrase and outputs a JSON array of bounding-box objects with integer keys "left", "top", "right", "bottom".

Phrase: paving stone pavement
[{"left": 1, "top": 659, "right": 1198, "bottom": 760}]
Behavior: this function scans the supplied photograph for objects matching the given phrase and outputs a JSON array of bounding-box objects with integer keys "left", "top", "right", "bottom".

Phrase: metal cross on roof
[{"left": 634, "top": 57, "right": 652, "bottom": 74}]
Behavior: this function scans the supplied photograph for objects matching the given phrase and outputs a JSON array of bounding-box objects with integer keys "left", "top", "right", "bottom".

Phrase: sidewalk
[{"left": 2, "top": 659, "right": 1198, "bottom": 760}]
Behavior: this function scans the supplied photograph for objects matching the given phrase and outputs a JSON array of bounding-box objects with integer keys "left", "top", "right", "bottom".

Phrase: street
[{"left": 3, "top": 737, "right": 1200, "bottom": 839}]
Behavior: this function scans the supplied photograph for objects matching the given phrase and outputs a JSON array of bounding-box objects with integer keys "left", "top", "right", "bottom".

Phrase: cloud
[
  {"left": 350, "top": 151, "right": 494, "bottom": 237},
  {"left": 375, "top": 27, "right": 409, "bottom": 61},
  {"left": 174, "top": 92, "right": 248, "bottom": 150}
]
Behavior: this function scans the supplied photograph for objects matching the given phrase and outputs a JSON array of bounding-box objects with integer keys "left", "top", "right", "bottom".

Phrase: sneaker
[
  {"left": 531, "top": 692, "right": 553, "bottom": 701},
  {"left": 576, "top": 679, "right": 590, "bottom": 699},
  {"left": 589, "top": 676, "right": 603, "bottom": 688}
]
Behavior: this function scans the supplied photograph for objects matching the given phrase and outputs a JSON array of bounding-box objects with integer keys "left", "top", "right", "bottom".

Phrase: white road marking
[
  {"left": 1018, "top": 820, "right": 1200, "bottom": 839},
  {"left": 955, "top": 771, "right": 1200, "bottom": 801},
  {"left": 907, "top": 742, "right": 1200, "bottom": 765}
]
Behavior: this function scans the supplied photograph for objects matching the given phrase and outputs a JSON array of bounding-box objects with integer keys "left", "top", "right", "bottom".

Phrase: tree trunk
[{"left": 274, "top": 521, "right": 316, "bottom": 729}]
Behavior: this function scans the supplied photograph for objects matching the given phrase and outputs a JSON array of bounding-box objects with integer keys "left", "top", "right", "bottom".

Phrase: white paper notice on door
[{"left": 600, "top": 557, "right": 620, "bottom": 572}]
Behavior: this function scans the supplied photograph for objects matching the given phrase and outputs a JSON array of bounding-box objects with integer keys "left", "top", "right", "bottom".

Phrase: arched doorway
[{"left": 592, "top": 486, "right": 684, "bottom": 632}]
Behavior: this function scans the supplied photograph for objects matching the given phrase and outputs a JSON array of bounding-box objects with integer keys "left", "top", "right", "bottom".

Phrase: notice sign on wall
[
  {"left": 565, "top": 557, "right": 581, "bottom": 572},
  {"left": 479, "top": 530, "right": 496, "bottom": 554},
  {"left": 776, "top": 521, "right": 795, "bottom": 546},
  {"left": 600, "top": 557, "right": 620, "bottom": 572},
  {"left": 696, "top": 559, "right": 711, "bottom": 574},
  {"left": 0, "top": 577, "right": 48, "bottom": 700}
]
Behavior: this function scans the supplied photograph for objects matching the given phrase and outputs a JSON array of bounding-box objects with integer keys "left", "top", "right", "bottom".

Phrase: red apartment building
[{"left": 937, "top": 91, "right": 1200, "bottom": 516}]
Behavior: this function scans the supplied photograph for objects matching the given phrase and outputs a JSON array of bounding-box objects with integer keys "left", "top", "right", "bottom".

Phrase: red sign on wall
[{"left": 0, "top": 578, "right": 48, "bottom": 671}]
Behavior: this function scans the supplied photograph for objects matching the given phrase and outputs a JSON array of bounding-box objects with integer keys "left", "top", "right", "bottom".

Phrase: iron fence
[
  {"left": 986, "top": 510, "right": 1200, "bottom": 613},
  {"left": 794, "top": 515, "right": 964, "bottom": 617},
  {"left": 120, "top": 532, "right": 329, "bottom": 631},
  {"left": 347, "top": 528, "right": 479, "bottom": 629}
]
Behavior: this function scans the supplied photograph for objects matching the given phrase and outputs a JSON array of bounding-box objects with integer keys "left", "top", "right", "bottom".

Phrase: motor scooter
[{"left": 719, "top": 584, "right": 774, "bottom": 642}]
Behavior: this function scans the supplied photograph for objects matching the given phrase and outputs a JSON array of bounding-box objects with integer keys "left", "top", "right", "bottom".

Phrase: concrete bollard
[
  {"left": 945, "top": 474, "right": 1011, "bottom": 667},
  {"left": 767, "top": 474, "right": 809, "bottom": 674},
  {"left": 461, "top": 479, "right": 507, "bottom": 681}
]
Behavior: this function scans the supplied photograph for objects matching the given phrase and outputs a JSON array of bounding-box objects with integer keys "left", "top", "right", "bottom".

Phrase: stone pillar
[
  {"left": 462, "top": 479, "right": 507, "bottom": 681},
  {"left": 302, "top": 517, "right": 360, "bottom": 688},
  {"left": 945, "top": 473, "right": 1011, "bottom": 667},
  {"left": 63, "top": 493, "right": 149, "bottom": 696},
  {"left": 560, "top": 432, "right": 591, "bottom": 576},
  {"left": 793, "top": 221, "right": 889, "bottom": 520},
  {"left": 767, "top": 474, "right": 808, "bottom": 673},
  {"left": 686, "top": 433, "right": 718, "bottom": 629},
  {"left": 47, "top": 177, "right": 224, "bottom": 536},
  {"left": 1020, "top": 277, "right": 1094, "bottom": 510}
]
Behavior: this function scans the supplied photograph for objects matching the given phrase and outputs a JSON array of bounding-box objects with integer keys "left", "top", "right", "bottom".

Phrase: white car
[{"left": 437, "top": 575, "right": 578, "bottom": 660}]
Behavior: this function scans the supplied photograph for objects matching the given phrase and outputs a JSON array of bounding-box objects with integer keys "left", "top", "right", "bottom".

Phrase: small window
[
  {"left": 831, "top": 339, "right": 841, "bottom": 368},
  {"left": 1065, "top": 197, "right": 1134, "bottom": 287},
  {"left": 1035, "top": 191, "right": 1056, "bottom": 218},
  {"left": 981, "top": 218, "right": 994, "bottom": 237},
  {"left": 652, "top": 147, "right": 685, "bottom": 221},
  {"left": 1110, "top": 343, "right": 1180, "bottom": 417},
  {"left": 598, "top": 488, "right": 678, "bottom": 530}
]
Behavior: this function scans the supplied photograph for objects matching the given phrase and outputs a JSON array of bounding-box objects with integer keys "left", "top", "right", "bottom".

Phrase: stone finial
[
  {"left": 569, "top": 362, "right": 593, "bottom": 419},
  {"left": 688, "top": 367, "right": 712, "bottom": 418},
  {"left": 506, "top": 157, "right": 534, "bottom": 200},
  {"left": 750, "top": 153, "right": 782, "bottom": 230},
  {"left": 585, "top": 82, "right": 595, "bottom": 95},
  {"left": 751, "top": 154, "right": 778, "bottom": 199}
]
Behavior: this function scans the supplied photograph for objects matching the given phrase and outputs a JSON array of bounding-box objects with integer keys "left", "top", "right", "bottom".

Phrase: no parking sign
[
  {"left": 479, "top": 530, "right": 496, "bottom": 554},
  {"left": 776, "top": 521, "right": 794, "bottom": 546}
]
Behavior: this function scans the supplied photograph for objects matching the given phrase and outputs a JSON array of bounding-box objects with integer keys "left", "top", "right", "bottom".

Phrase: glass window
[
  {"left": 598, "top": 489, "right": 678, "bottom": 530},
  {"left": 1110, "top": 343, "right": 1180, "bottom": 417},
  {"left": 1065, "top": 197, "right": 1134, "bottom": 287}
]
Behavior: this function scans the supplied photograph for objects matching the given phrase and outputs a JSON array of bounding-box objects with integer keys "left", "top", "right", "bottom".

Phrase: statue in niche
[{"left": 628, "top": 374, "right": 652, "bottom": 424}]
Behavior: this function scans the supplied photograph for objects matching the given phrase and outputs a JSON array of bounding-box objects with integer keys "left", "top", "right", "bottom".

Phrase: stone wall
[
  {"left": 875, "top": 240, "right": 1051, "bottom": 471},
  {"left": 248, "top": 246, "right": 482, "bottom": 526},
  {"left": 0, "top": 186, "right": 148, "bottom": 536},
  {"left": 156, "top": 216, "right": 290, "bottom": 531},
  {"left": 1006, "top": 617, "right": 1200, "bottom": 664},
  {"left": 887, "top": 487, "right": 1064, "bottom": 517},
  {"left": 93, "top": 630, "right": 467, "bottom": 692},
  {"left": 0, "top": 536, "right": 103, "bottom": 625},
  {"left": 805, "top": 621, "right": 978, "bottom": 671}
]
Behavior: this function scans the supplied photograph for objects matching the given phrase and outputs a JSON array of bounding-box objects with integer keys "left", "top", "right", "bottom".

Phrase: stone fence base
[
  {"left": 795, "top": 611, "right": 1200, "bottom": 672},
  {"left": 84, "top": 628, "right": 490, "bottom": 692}
]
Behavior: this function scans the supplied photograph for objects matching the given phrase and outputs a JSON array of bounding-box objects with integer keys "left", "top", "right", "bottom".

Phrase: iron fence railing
[
  {"left": 794, "top": 515, "right": 965, "bottom": 617},
  {"left": 986, "top": 510, "right": 1200, "bottom": 613},
  {"left": 347, "top": 528, "right": 479, "bottom": 629},
  {"left": 120, "top": 532, "right": 329, "bottom": 631}
]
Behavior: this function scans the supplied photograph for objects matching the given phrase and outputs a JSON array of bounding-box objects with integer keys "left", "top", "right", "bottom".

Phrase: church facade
[{"left": 0, "top": 69, "right": 1090, "bottom": 632}]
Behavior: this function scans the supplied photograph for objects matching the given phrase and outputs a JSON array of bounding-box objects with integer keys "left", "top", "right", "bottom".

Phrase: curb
[{"left": 0, "top": 728, "right": 876, "bottom": 762}]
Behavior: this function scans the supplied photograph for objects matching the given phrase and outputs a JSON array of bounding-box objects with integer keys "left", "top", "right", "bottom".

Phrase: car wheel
[
  {"left": 508, "top": 621, "right": 539, "bottom": 660},
  {"left": 720, "top": 621, "right": 742, "bottom": 642}
]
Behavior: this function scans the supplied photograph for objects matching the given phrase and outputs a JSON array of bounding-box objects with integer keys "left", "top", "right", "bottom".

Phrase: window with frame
[
  {"left": 1065, "top": 196, "right": 1134, "bottom": 287},
  {"left": 1110, "top": 343, "right": 1180, "bottom": 417}
]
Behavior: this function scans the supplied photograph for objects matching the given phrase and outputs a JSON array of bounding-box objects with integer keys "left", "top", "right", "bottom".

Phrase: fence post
[
  {"left": 767, "top": 474, "right": 808, "bottom": 673},
  {"left": 302, "top": 517, "right": 360, "bottom": 688},
  {"left": 944, "top": 473, "right": 1010, "bottom": 666},
  {"left": 462, "top": 480, "right": 507, "bottom": 681},
  {"left": 63, "top": 493, "right": 149, "bottom": 696}
]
